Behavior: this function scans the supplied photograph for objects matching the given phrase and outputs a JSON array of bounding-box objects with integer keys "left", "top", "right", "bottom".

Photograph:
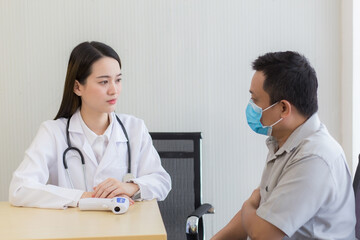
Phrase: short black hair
[{"left": 252, "top": 51, "right": 318, "bottom": 118}]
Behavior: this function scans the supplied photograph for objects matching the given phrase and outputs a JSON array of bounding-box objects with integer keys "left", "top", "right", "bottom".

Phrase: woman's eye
[
  {"left": 100, "top": 80, "right": 108, "bottom": 85},
  {"left": 116, "top": 78, "right": 122, "bottom": 83}
]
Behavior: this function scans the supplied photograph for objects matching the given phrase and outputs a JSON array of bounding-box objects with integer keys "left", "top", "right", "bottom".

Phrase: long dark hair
[{"left": 54, "top": 41, "right": 121, "bottom": 120}]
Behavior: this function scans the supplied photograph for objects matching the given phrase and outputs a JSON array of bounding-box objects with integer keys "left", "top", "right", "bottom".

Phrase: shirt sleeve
[{"left": 256, "top": 155, "right": 336, "bottom": 237}]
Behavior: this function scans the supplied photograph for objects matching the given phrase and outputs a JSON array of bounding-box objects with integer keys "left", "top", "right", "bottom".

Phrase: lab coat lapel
[
  {"left": 97, "top": 114, "right": 128, "bottom": 173},
  {"left": 82, "top": 141, "right": 98, "bottom": 166},
  {"left": 68, "top": 110, "right": 98, "bottom": 167}
]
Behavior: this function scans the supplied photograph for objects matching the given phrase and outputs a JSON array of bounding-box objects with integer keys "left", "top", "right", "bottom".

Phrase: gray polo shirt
[{"left": 256, "top": 113, "right": 356, "bottom": 239}]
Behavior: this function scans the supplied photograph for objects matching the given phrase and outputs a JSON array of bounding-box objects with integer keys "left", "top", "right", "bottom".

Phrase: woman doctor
[{"left": 9, "top": 41, "right": 171, "bottom": 209}]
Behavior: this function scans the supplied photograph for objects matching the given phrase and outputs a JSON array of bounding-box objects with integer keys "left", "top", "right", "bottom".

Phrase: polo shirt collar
[{"left": 266, "top": 113, "right": 321, "bottom": 161}]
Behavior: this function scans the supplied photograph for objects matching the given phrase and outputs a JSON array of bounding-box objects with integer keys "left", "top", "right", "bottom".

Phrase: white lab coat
[{"left": 9, "top": 110, "right": 171, "bottom": 209}]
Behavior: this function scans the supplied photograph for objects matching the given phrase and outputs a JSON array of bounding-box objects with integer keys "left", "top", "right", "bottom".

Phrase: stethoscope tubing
[
  {"left": 62, "top": 113, "right": 131, "bottom": 191},
  {"left": 115, "top": 116, "right": 131, "bottom": 174}
]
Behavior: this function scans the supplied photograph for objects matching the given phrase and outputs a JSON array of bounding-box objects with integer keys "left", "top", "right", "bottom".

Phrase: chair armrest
[
  {"left": 188, "top": 203, "right": 215, "bottom": 218},
  {"left": 186, "top": 203, "right": 214, "bottom": 238}
]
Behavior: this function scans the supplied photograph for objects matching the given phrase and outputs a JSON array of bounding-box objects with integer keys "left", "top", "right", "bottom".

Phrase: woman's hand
[
  {"left": 80, "top": 192, "right": 94, "bottom": 199},
  {"left": 93, "top": 178, "right": 139, "bottom": 199}
]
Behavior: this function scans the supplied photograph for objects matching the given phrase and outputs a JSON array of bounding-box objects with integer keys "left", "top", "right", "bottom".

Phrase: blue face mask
[{"left": 245, "top": 99, "right": 283, "bottom": 136}]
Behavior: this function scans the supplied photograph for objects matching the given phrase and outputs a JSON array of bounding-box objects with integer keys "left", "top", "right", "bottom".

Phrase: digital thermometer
[{"left": 78, "top": 197, "right": 129, "bottom": 214}]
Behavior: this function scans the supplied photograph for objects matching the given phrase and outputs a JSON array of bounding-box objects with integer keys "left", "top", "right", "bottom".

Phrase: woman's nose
[{"left": 108, "top": 81, "right": 117, "bottom": 95}]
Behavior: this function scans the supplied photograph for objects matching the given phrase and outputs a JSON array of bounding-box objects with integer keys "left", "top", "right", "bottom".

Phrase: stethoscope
[{"left": 63, "top": 114, "right": 133, "bottom": 191}]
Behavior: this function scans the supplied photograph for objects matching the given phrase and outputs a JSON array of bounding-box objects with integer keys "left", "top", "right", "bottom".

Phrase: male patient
[{"left": 212, "top": 51, "right": 355, "bottom": 240}]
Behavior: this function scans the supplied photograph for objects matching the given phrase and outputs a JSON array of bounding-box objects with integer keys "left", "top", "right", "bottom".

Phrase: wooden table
[{"left": 0, "top": 200, "right": 166, "bottom": 240}]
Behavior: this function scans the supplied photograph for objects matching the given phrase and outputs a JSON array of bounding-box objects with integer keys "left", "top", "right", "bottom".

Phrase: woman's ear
[
  {"left": 280, "top": 100, "right": 291, "bottom": 118},
  {"left": 73, "top": 80, "right": 82, "bottom": 96}
]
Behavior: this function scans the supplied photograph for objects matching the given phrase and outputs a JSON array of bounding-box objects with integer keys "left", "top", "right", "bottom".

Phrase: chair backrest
[
  {"left": 353, "top": 154, "right": 360, "bottom": 238},
  {"left": 150, "top": 132, "right": 203, "bottom": 240}
]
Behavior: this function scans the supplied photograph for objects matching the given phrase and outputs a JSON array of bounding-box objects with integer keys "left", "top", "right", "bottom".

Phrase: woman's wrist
[{"left": 127, "top": 182, "right": 140, "bottom": 197}]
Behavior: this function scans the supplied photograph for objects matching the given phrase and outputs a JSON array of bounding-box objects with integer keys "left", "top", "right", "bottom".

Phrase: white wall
[
  {"left": 0, "top": 0, "right": 346, "bottom": 238},
  {"left": 341, "top": 0, "right": 353, "bottom": 176},
  {"left": 352, "top": 0, "right": 360, "bottom": 174}
]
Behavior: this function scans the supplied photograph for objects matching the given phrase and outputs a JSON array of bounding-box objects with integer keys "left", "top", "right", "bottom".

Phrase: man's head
[{"left": 252, "top": 51, "right": 318, "bottom": 118}]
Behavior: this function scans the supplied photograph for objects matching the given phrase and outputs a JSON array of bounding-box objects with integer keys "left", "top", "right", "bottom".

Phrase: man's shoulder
[{"left": 296, "top": 123, "right": 344, "bottom": 164}]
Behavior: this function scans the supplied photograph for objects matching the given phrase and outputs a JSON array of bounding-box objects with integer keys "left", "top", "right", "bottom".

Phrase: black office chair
[
  {"left": 353, "top": 154, "right": 360, "bottom": 239},
  {"left": 150, "top": 132, "right": 214, "bottom": 240}
]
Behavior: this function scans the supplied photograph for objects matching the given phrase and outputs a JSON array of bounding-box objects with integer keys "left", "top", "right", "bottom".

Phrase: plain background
[{"left": 1, "top": 0, "right": 359, "bottom": 238}]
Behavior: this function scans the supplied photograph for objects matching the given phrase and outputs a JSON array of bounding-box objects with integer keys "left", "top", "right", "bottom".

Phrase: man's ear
[
  {"left": 73, "top": 80, "right": 82, "bottom": 96},
  {"left": 280, "top": 100, "right": 291, "bottom": 118}
]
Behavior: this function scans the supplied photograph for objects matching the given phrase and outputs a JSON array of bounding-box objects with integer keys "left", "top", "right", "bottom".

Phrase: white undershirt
[{"left": 79, "top": 113, "right": 114, "bottom": 164}]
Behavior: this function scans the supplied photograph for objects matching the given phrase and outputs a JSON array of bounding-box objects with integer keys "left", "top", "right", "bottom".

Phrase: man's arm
[
  {"left": 241, "top": 188, "right": 285, "bottom": 240},
  {"left": 211, "top": 209, "right": 247, "bottom": 240},
  {"left": 211, "top": 188, "right": 285, "bottom": 240}
]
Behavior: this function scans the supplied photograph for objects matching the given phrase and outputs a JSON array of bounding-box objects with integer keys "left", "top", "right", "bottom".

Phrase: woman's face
[{"left": 74, "top": 57, "right": 122, "bottom": 116}]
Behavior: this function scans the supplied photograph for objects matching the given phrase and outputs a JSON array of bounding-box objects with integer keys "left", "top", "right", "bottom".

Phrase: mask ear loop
[
  {"left": 262, "top": 101, "right": 283, "bottom": 128},
  {"left": 263, "top": 101, "right": 279, "bottom": 112},
  {"left": 269, "top": 117, "right": 283, "bottom": 127}
]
